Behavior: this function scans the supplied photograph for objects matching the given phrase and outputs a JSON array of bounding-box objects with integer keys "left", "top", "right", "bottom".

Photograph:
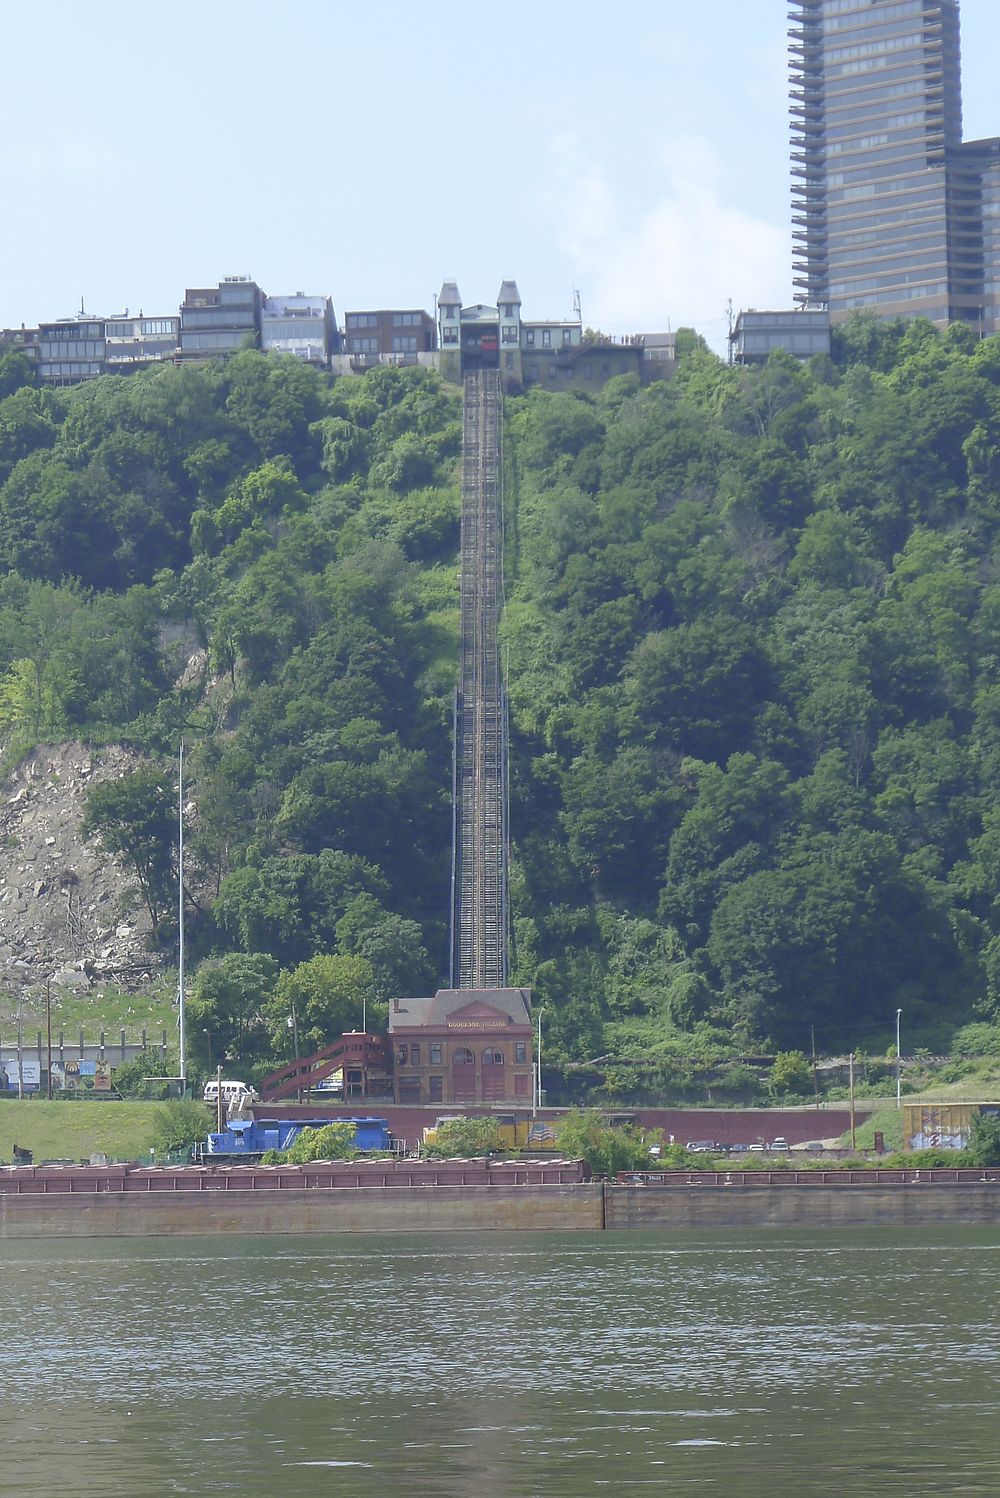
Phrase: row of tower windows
[
  {"left": 396, "top": 1043, "right": 528, "bottom": 1066},
  {"left": 822, "top": 0, "right": 922, "bottom": 30}
]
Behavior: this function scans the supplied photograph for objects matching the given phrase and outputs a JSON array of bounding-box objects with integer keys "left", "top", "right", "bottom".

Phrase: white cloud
[{"left": 544, "top": 132, "right": 790, "bottom": 353}]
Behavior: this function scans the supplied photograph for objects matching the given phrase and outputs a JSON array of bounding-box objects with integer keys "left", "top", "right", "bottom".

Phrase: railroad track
[{"left": 451, "top": 369, "right": 509, "bottom": 989}]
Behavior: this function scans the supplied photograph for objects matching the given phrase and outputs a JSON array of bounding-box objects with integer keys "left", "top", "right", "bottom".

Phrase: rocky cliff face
[{"left": 0, "top": 743, "right": 163, "bottom": 999}]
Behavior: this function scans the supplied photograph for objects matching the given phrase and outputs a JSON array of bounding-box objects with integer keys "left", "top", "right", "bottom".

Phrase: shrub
[
  {"left": 967, "top": 1113, "right": 1000, "bottom": 1166},
  {"left": 151, "top": 1099, "right": 212, "bottom": 1155},
  {"left": 768, "top": 1050, "right": 813, "bottom": 1097},
  {"left": 554, "top": 1109, "right": 662, "bottom": 1176},
  {"left": 284, "top": 1122, "right": 359, "bottom": 1163},
  {"left": 423, "top": 1116, "right": 503, "bottom": 1158},
  {"left": 952, "top": 1023, "right": 1000, "bottom": 1059}
]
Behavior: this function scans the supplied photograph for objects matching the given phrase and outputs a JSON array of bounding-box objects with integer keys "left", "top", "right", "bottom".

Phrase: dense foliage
[
  {"left": 265, "top": 1121, "right": 360, "bottom": 1164},
  {"left": 553, "top": 1110, "right": 672, "bottom": 1175},
  {"left": 503, "top": 318, "right": 1000, "bottom": 1069},
  {"left": 150, "top": 1098, "right": 212, "bottom": 1155},
  {"left": 7, "top": 320, "right": 1000, "bottom": 1077},
  {"left": 422, "top": 1115, "right": 504, "bottom": 1158}
]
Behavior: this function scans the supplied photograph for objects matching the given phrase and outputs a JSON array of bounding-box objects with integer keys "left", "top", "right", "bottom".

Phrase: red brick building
[{"left": 388, "top": 988, "right": 533, "bottom": 1105}]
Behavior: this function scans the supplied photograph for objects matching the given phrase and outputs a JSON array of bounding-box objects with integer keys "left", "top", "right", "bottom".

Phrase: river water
[{"left": 1, "top": 1228, "right": 998, "bottom": 1496}]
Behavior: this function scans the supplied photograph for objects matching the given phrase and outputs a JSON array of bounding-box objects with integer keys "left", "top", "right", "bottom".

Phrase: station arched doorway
[
  {"left": 481, "top": 1047, "right": 505, "bottom": 1101},
  {"left": 452, "top": 1046, "right": 477, "bottom": 1102}
]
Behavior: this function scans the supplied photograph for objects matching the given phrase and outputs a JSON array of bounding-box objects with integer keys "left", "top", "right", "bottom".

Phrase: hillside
[
  {"left": 3, "top": 320, "right": 1000, "bottom": 1085},
  {"left": 0, "top": 742, "right": 155, "bottom": 996}
]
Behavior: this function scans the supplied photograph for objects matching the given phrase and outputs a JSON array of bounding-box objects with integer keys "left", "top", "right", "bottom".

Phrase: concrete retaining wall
[
  {"left": 605, "top": 1183, "right": 1000, "bottom": 1231},
  {"left": 0, "top": 1183, "right": 606, "bottom": 1239}
]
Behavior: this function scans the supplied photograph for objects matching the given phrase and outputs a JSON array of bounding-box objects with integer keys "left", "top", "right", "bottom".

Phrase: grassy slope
[
  {"left": 0, "top": 1100, "right": 164, "bottom": 1163},
  {"left": 8, "top": 983, "right": 176, "bottom": 1037}
]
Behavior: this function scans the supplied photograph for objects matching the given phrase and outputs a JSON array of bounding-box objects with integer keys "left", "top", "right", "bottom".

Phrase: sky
[{"left": 4, "top": 0, "right": 1000, "bottom": 355}]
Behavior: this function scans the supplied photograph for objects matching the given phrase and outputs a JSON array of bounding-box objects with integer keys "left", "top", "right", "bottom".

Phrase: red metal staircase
[{"left": 258, "top": 1032, "right": 393, "bottom": 1104}]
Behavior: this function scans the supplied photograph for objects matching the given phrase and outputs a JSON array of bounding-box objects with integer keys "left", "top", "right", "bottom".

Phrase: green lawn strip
[{"left": 0, "top": 1100, "right": 164, "bottom": 1164}]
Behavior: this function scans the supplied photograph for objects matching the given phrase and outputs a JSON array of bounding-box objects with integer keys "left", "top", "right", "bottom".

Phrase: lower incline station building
[{"left": 388, "top": 988, "right": 534, "bottom": 1105}]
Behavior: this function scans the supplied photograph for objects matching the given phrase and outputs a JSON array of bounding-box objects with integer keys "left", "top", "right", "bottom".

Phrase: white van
[{"left": 203, "top": 1079, "right": 259, "bottom": 1107}]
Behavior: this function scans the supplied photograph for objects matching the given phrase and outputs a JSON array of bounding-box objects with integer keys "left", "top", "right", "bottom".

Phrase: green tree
[
  {"left": 265, "top": 953, "right": 378, "bottom": 1055},
  {"left": 112, "top": 1052, "right": 175, "bottom": 1100},
  {"left": 282, "top": 1121, "right": 360, "bottom": 1163},
  {"left": 768, "top": 1050, "right": 813, "bottom": 1098},
  {"left": 626, "top": 617, "right": 771, "bottom": 762},
  {"left": 553, "top": 1110, "right": 661, "bottom": 1176},
  {"left": 186, "top": 953, "right": 279, "bottom": 1071},
  {"left": 151, "top": 1099, "right": 212, "bottom": 1156},
  {"left": 967, "top": 1112, "right": 1000, "bottom": 1167},
  {"left": 422, "top": 1116, "right": 503, "bottom": 1158},
  {"left": 82, "top": 765, "right": 177, "bottom": 928},
  {"left": 0, "top": 347, "right": 35, "bottom": 398}
]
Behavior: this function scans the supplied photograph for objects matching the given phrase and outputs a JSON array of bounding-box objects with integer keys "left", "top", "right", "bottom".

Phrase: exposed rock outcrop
[{"left": 0, "top": 743, "right": 163, "bottom": 999}]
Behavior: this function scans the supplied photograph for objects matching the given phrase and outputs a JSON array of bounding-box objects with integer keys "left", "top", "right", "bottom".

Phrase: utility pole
[
  {"left": 896, "top": 1007, "right": 903, "bottom": 1109},
  {"left": 46, "top": 981, "right": 53, "bottom": 1100},
  {"left": 849, "top": 1051, "right": 857, "bottom": 1151},
  {"left": 178, "top": 738, "right": 186, "bottom": 1094}
]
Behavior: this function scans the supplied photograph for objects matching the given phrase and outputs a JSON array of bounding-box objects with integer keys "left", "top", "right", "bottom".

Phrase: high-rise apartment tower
[{"left": 789, "top": 0, "right": 1000, "bottom": 334}]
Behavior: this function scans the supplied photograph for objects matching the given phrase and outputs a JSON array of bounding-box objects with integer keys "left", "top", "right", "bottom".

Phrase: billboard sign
[{"left": 0, "top": 1060, "right": 41, "bottom": 1091}]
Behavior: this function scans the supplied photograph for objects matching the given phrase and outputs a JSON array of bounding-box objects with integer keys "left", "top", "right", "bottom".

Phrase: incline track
[{"left": 450, "top": 369, "right": 508, "bottom": 989}]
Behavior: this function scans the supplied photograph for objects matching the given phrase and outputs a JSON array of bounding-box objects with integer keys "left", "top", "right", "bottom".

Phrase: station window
[
  {"left": 429, "top": 1076, "right": 443, "bottom": 1101},
  {"left": 410, "top": 1044, "right": 420, "bottom": 1066},
  {"left": 515, "top": 1042, "right": 527, "bottom": 1063},
  {"left": 397, "top": 1044, "right": 408, "bottom": 1065},
  {"left": 562, "top": 328, "right": 573, "bottom": 344},
  {"left": 542, "top": 329, "right": 551, "bottom": 346},
  {"left": 430, "top": 1043, "right": 442, "bottom": 1064}
]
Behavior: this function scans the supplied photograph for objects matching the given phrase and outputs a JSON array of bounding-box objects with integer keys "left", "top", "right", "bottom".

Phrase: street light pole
[
  {"left": 536, "top": 1006, "right": 544, "bottom": 1112},
  {"left": 896, "top": 1007, "right": 902, "bottom": 1109},
  {"left": 288, "top": 1008, "right": 301, "bottom": 1102}
]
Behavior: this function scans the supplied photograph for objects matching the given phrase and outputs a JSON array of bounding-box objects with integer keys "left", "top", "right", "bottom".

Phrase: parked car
[
  {"left": 769, "top": 1138, "right": 791, "bottom": 1152},
  {"left": 728, "top": 1143, "right": 752, "bottom": 1154},
  {"left": 748, "top": 1143, "right": 765, "bottom": 1152},
  {"left": 686, "top": 1140, "right": 719, "bottom": 1153}
]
